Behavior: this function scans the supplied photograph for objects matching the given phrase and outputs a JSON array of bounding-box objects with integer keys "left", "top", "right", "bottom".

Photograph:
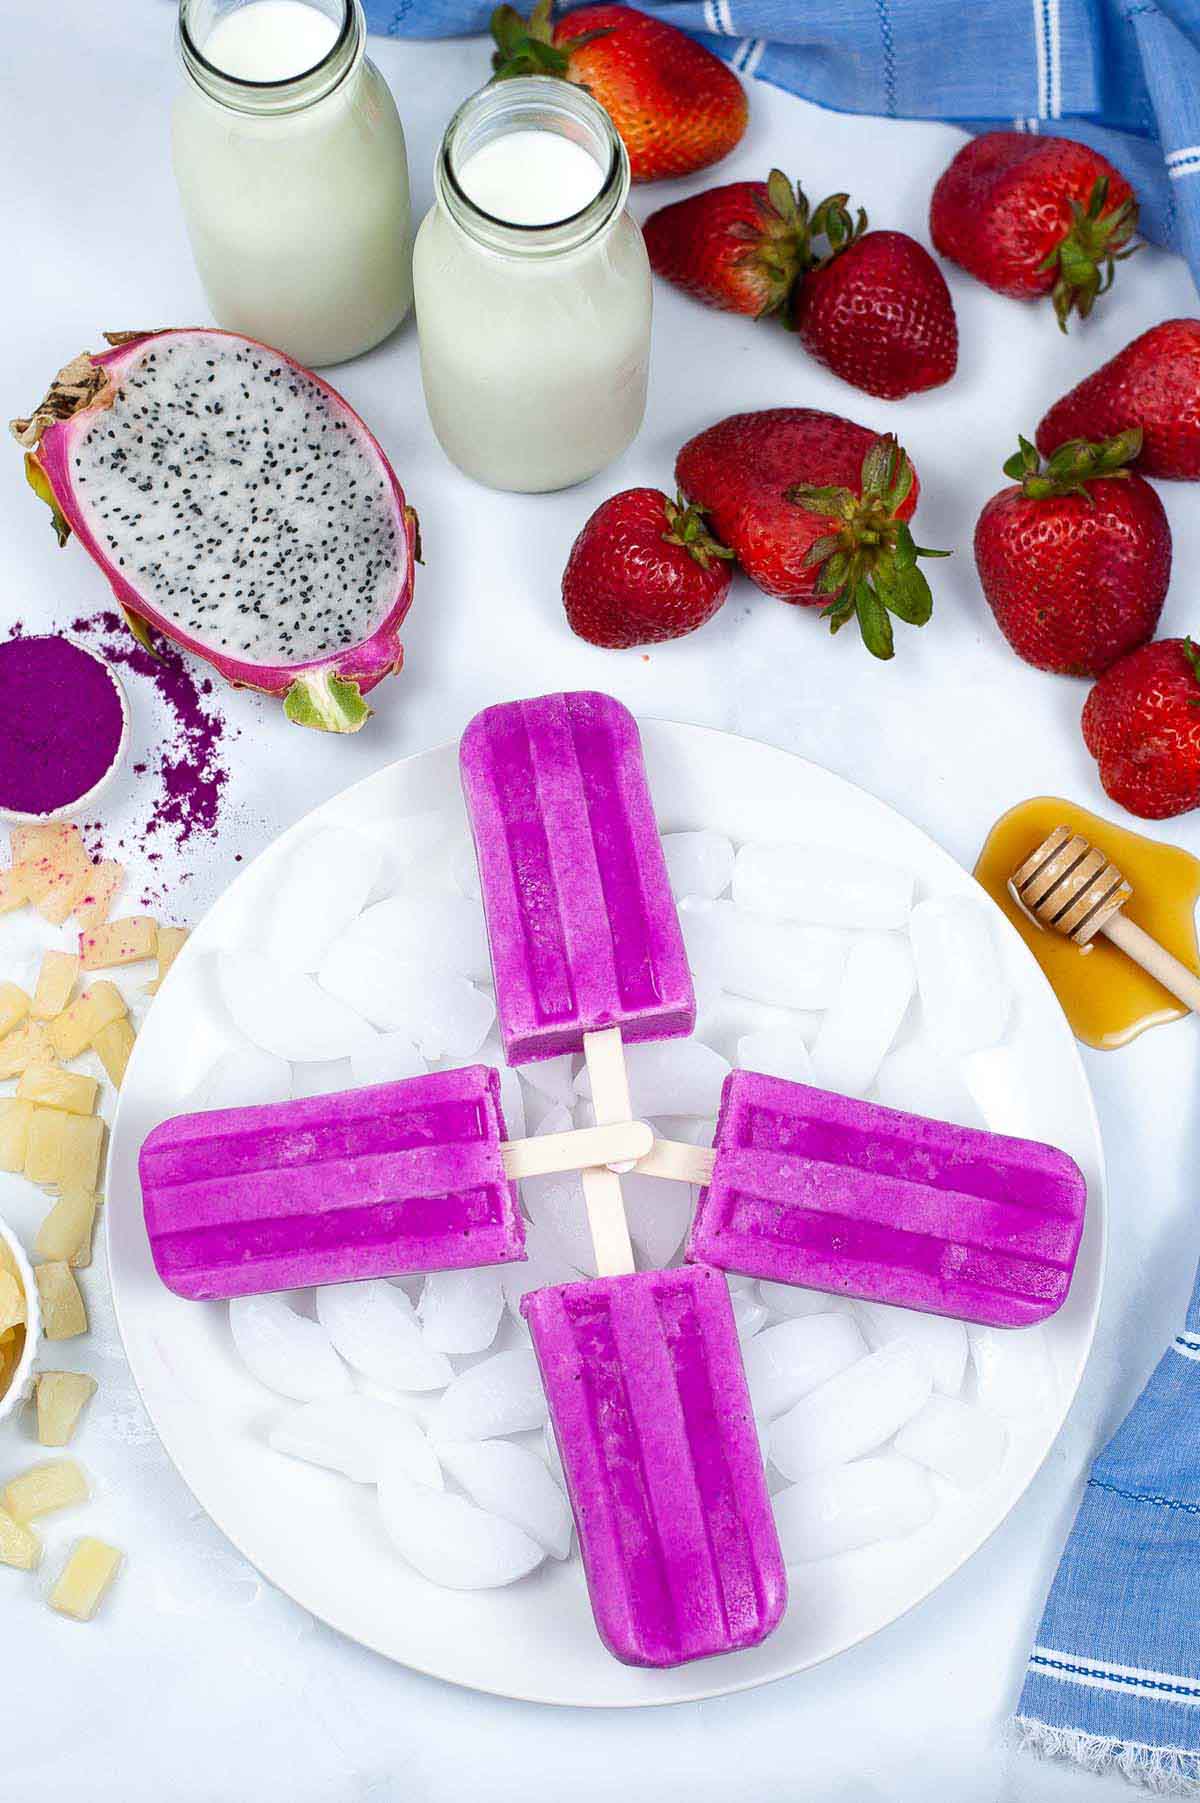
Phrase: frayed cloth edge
[{"left": 1013, "top": 1716, "right": 1200, "bottom": 1795}]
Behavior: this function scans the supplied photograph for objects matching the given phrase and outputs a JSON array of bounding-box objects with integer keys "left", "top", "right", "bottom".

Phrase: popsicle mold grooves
[
  {"left": 687, "top": 1073, "right": 1087, "bottom": 1328},
  {"left": 523, "top": 1264, "right": 786, "bottom": 1668},
  {"left": 459, "top": 691, "right": 696, "bottom": 1063}
]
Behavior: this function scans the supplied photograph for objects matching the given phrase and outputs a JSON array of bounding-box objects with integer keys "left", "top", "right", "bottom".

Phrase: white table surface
[{"left": 3, "top": 6, "right": 1199, "bottom": 1797}]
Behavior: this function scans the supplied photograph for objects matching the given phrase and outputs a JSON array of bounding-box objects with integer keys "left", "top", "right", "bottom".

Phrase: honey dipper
[{"left": 1010, "top": 826, "right": 1200, "bottom": 1014}]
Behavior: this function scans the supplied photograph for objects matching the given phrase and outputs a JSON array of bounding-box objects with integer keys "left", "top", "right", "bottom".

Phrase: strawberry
[
  {"left": 1037, "top": 319, "right": 1200, "bottom": 480},
  {"left": 1082, "top": 638, "right": 1200, "bottom": 819},
  {"left": 562, "top": 487, "right": 733, "bottom": 647},
  {"left": 974, "top": 431, "right": 1171, "bottom": 677},
  {"left": 930, "top": 132, "right": 1138, "bottom": 329},
  {"left": 490, "top": 1, "right": 747, "bottom": 184},
  {"left": 643, "top": 171, "right": 807, "bottom": 318},
  {"left": 675, "top": 409, "right": 944, "bottom": 659}
]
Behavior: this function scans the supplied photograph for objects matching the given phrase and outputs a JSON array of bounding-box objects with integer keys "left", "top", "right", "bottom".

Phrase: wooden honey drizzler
[{"left": 1010, "top": 825, "right": 1200, "bottom": 1014}]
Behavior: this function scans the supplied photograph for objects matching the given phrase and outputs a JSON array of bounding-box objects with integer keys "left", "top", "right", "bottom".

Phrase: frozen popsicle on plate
[
  {"left": 642, "top": 1074, "right": 1087, "bottom": 1327},
  {"left": 140, "top": 1066, "right": 652, "bottom": 1301},
  {"left": 523, "top": 1263, "right": 786, "bottom": 1667}
]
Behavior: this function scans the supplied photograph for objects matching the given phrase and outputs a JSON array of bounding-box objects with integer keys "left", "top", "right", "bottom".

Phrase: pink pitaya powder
[{"left": 0, "top": 633, "right": 126, "bottom": 815}]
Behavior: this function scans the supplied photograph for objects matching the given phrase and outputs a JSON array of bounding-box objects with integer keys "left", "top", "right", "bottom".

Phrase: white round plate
[{"left": 107, "top": 719, "right": 1105, "bottom": 1707}]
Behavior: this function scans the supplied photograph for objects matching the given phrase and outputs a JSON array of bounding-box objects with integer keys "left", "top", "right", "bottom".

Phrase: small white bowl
[
  {"left": 0, "top": 635, "right": 130, "bottom": 826},
  {"left": 0, "top": 1216, "right": 41, "bottom": 1426}
]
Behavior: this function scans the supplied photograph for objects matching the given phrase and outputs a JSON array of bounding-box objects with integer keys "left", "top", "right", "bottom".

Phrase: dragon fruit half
[{"left": 11, "top": 329, "right": 418, "bottom": 732}]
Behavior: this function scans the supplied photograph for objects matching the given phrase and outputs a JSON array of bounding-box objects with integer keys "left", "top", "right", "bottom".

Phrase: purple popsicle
[
  {"left": 140, "top": 1066, "right": 525, "bottom": 1301},
  {"left": 686, "top": 1073, "right": 1087, "bottom": 1327},
  {"left": 523, "top": 1263, "right": 786, "bottom": 1668}
]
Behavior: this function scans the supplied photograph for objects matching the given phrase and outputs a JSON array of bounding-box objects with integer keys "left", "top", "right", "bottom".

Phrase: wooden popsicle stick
[
  {"left": 1103, "top": 911, "right": 1200, "bottom": 1013},
  {"left": 635, "top": 1138, "right": 716, "bottom": 1186},
  {"left": 580, "top": 1028, "right": 636, "bottom": 1278},
  {"left": 500, "top": 1119, "right": 653, "bottom": 1181}
]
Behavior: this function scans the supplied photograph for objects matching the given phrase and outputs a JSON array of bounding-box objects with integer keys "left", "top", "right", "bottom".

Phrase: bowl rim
[
  {"left": 0, "top": 634, "right": 131, "bottom": 826},
  {"left": 0, "top": 1213, "right": 41, "bottom": 1425}
]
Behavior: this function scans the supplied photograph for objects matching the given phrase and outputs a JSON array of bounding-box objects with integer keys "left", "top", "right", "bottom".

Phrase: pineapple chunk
[
  {"left": 0, "top": 1507, "right": 40, "bottom": 1571},
  {"left": 0, "top": 1099, "right": 34, "bottom": 1172},
  {"left": 73, "top": 859, "right": 125, "bottom": 933},
  {"left": 25, "top": 1108, "right": 65, "bottom": 1187},
  {"left": 33, "top": 1263, "right": 86, "bottom": 1340},
  {"left": 0, "top": 1019, "right": 50, "bottom": 1078},
  {"left": 0, "top": 1325, "right": 26, "bottom": 1398},
  {"left": 48, "top": 983, "right": 127, "bottom": 1061},
  {"left": 3, "top": 1458, "right": 89, "bottom": 1522},
  {"left": 18, "top": 1063, "right": 99, "bottom": 1117},
  {"left": 0, "top": 1236, "right": 18, "bottom": 1279},
  {"left": 22, "top": 826, "right": 92, "bottom": 927},
  {"left": 147, "top": 925, "right": 191, "bottom": 996},
  {"left": 31, "top": 951, "right": 80, "bottom": 1020},
  {"left": 0, "top": 867, "right": 29, "bottom": 914},
  {"left": 93, "top": 1017, "right": 135, "bottom": 1087},
  {"left": 35, "top": 1372, "right": 97, "bottom": 1447},
  {"left": 35, "top": 1189, "right": 97, "bottom": 1266},
  {"left": 79, "top": 916, "right": 157, "bottom": 972},
  {"left": 60, "top": 1114, "right": 105, "bottom": 1194},
  {"left": 49, "top": 1538, "right": 121, "bottom": 1620},
  {"left": 0, "top": 981, "right": 30, "bottom": 1038},
  {"left": 0, "top": 1272, "right": 26, "bottom": 1334}
]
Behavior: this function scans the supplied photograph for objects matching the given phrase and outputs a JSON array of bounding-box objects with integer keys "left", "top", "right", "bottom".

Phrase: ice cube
[
  {"left": 268, "top": 1394, "right": 440, "bottom": 1486},
  {"left": 520, "top": 1056, "right": 577, "bottom": 1109},
  {"left": 854, "top": 1300, "right": 968, "bottom": 1395},
  {"left": 736, "top": 1029, "right": 815, "bottom": 1084},
  {"left": 575, "top": 1038, "right": 730, "bottom": 1119},
  {"left": 418, "top": 1269, "right": 504, "bottom": 1356},
  {"left": 436, "top": 1438, "right": 572, "bottom": 1559},
  {"left": 218, "top": 950, "right": 374, "bottom": 1062},
  {"left": 810, "top": 932, "right": 915, "bottom": 1097},
  {"left": 541, "top": 1420, "right": 564, "bottom": 1483},
  {"left": 622, "top": 1173, "right": 693, "bottom": 1269},
  {"left": 772, "top": 1456, "right": 935, "bottom": 1562},
  {"left": 894, "top": 1395, "right": 1008, "bottom": 1487},
  {"left": 653, "top": 1115, "right": 716, "bottom": 1148},
  {"left": 680, "top": 898, "right": 849, "bottom": 1010},
  {"left": 961, "top": 1045, "right": 1042, "bottom": 1139},
  {"left": 378, "top": 1473, "right": 544, "bottom": 1589},
  {"left": 429, "top": 1349, "right": 548, "bottom": 1440},
  {"left": 910, "top": 896, "right": 1011, "bottom": 1056},
  {"left": 229, "top": 1295, "right": 351, "bottom": 1401},
  {"left": 399, "top": 832, "right": 476, "bottom": 900},
  {"left": 388, "top": 810, "right": 456, "bottom": 869},
  {"left": 730, "top": 1288, "right": 768, "bottom": 1339},
  {"left": 872, "top": 1036, "right": 981, "bottom": 1128},
  {"left": 263, "top": 827, "right": 383, "bottom": 974},
  {"left": 770, "top": 1341, "right": 931, "bottom": 1478},
  {"left": 733, "top": 843, "right": 914, "bottom": 930},
  {"left": 289, "top": 1058, "right": 354, "bottom": 1099},
  {"left": 756, "top": 1281, "right": 854, "bottom": 1320},
  {"left": 337, "top": 894, "right": 491, "bottom": 984},
  {"left": 520, "top": 1169, "right": 596, "bottom": 1277},
  {"left": 194, "top": 1045, "right": 292, "bottom": 1111},
  {"left": 743, "top": 1314, "right": 866, "bottom": 1420},
  {"left": 451, "top": 839, "right": 482, "bottom": 901},
  {"left": 350, "top": 1033, "right": 425, "bottom": 1088},
  {"left": 318, "top": 939, "right": 494, "bottom": 1059},
  {"left": 314, "top": 1282, "right": 453, "bottom": 1391},
  {"left": 968, "top": 1323, "right": 1056, "bottom": 1417},
  {"left": 500, "top": 1222, "right": 584, "bottom": 1322},
  {"left": 662, "top": 831, "right": 735, "bottom": 901}
]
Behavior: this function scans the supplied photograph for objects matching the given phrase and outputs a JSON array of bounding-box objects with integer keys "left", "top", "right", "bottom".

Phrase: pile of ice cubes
[{"left": 211, "top": 807, "right": 1057, "bottom": 1591}]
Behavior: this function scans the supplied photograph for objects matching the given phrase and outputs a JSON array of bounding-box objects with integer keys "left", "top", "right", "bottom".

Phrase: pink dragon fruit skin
[{"left": 13, "top": 329, "right": 419, "bottom": 733}]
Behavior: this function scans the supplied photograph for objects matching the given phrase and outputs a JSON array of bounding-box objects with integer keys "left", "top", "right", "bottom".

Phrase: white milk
[
  {"left": 413, "top": 80, "right": 651, "bottom": 493},
  {"left": 172, "top": 0, "right": 412, "bottom": 368}
]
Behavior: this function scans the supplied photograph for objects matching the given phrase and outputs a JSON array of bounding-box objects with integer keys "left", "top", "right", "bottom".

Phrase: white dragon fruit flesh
[{"left": 11, "top": 329, "right": 418, "bottom": 733}]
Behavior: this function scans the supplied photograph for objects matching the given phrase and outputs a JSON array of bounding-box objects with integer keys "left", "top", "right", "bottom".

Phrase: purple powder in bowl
[{"left": 0, "top": 634, "right": 128, "bottom": 820}]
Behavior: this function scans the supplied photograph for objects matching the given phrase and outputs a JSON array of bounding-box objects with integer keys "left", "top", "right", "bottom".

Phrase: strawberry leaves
[
  {"left": 1004, "top": 429, "right": 1143, "bottom": 500},
  {"left": 1185, "top": 637, "right": 1200, "bottom": 707},
  {"left": 490, "top": 0, "right": 608, "bottom": 80},
  {"left": 660, "top": 494, "right": 733, "bottom": 570},
  {"left": 1040, "top": 176, "right": 1140, "bottom": 332},
  {"left": 786, "top": 435, "right": 945, "bottom": 661}
]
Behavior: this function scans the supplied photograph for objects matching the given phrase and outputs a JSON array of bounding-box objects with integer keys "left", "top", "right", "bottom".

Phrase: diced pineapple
[
  {"left": 35, "top": 1189, "right": 97, "bottom": 1266},
  {"left": 79, "top": 916, "right": 157, "bottom": 972},
  {"left": 0, "top": 981, "right": 30, "bottom": 1038},
  {"left": 0, "top": 867, "right": 29, "bottom": 914},
  {"left": 0, "top": 1237, "right": 18, "bottom": 1279},
  {"left": 0, "top": 1325, "right": 26, "bottom": 1399},
  {"left": 17, "top": 1064, "right": 98, "bottom": 1117},
  {"left": 49, "top": 1538, "right": 121, "bottom": 1620},
  {"left": 3, "top": 1458, "right": 89, "bottom": 1522},
  {"left": 31, "top": 951, "right": 80, "bottom": 1020},
  {"left": 73, "top": 859, "right": 125, "bottom": 933},
  {"left": 59, "top": 1114, "right": 104, "bottom": 1194},
  {"left": 47, "top": 983, "right": 126, "bottom": 1061},
  {"left": 0, "top": 1507, "right": 40, "bottom": 1571},
  {"left": 92, "top": 1017, "right": 135, "bottom": 1087},
  {"left": 35, "top": 1373, "right": 97, "bottom": 1447},
  {"left": 33, "top": 1263, "right": 86, "bottom": 1340},
  {"left": 0, "top": 1099, "right": 34, "bottom": 1173},
  {"left": 147, "top": 925, "right": 191, "bottom": 996},
  {"left": 0, "top": 1019, "right": 50, "bottom": 1078},
  {"left": 22, "top": 826, "right": 92, "bottom": 927},
  {"left": 10, "top": 823, "right": 60, "bottom": 861},
  {"left": 0, "top": 1272, "right": 26, "bottom": 1334},
  {"left": 25, "top": 1108, "right": 65, "bottom": 1187}
]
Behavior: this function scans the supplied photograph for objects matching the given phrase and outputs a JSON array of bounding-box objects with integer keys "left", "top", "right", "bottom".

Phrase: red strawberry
[
  {"left": 1037, "top": 320, "right": 1200, "bottom": 480},
  {"left": 490, "top": 1, "right": 747, "bottom": 183},
  {"left": 930, "top": 132, "right": 1138, "bottom": 329},
  {"left": 643, "top": 171, "right": 807, "bottom": 318},
  {"left": 791, "top": 209, "right": 958, "bottom": 399},
  {"left": 675, "top": 409, "right": 943, "bottom": 659},
  {"left": 1082, "top": 638, "right": 1200, "bottom": 819},
  {"left": 974, "top": 431, "right": 1171, "bottom": 677},
  {"left": 562, "top": 487, "right": 733, "bottom": 648}
]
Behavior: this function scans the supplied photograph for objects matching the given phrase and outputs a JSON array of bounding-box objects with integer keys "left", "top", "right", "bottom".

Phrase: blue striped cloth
[
  {"left": 365, "top": 0, "right": 1200, "bottom": 291},
  {"left": 1015, "top": 1260, "right": 1200, "bottom": 1791}
]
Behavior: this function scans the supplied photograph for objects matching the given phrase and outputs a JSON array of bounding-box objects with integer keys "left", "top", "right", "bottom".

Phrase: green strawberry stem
[
  {"left": 1038, "top": 176, "right": 1140, "bottom": 332},
  {"left": 661, "top": 494, "right": 734, "bottom": 570},
  {"left": 786, "top": 436, "right": 947, "bottom": 662},
  {"left": 490, "top": 0, "right": 608, "bottom": 79},
  {"left": 1002, "top": 428, "right": 1144, "bottom": 501},
  {"left": 1185, "top": 638, "right": 1200, "bottom": 708},
  {"left": 727, "top": 172, "right": 812, "bottom": 319}
]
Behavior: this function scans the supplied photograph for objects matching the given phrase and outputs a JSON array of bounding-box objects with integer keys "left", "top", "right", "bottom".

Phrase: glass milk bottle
[
  {"left": 172, "top": 0, "right": 412, "bottom": 367},
  {"left": 413, "top": 78, "right": 652, "bottom": 492}
]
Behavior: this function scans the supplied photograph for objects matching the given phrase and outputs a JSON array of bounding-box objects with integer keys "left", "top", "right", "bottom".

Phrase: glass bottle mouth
[
  {"left": 437, "top": 77, "right": 629, "bottom": 257},
  {"left": 178, "top": 0, "right": 361, "bottom": 115}
]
